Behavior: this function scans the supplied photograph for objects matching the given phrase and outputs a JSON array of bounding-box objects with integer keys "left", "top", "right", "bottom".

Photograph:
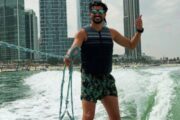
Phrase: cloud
[
  {"left": 141, "top": 0, "right": 180, "bottom": 57},
  {"left": 106, "top": 3, "right": 123, "bottom": 29},
  {"left": 67, "top": 0, "right": 78, "bottom": 37},
  {"left": 103, "top": 1, "right": 125, "bottom": 55},
  {"left": 154, "top": 0, "right": 180, "bottom": 13}
]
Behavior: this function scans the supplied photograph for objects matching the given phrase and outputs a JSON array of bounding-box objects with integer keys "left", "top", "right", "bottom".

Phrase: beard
[{"left": 92, "top": 16, "right": 103, "bottom": 24}]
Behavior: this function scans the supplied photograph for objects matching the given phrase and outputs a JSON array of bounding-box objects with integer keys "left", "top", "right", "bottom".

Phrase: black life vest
[{"left": 81, "top": 26, "right": 113, "bottom": 75}]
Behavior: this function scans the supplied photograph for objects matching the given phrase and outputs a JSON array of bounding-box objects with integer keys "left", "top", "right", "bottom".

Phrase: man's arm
[
  {"left": 64, "top": 29, "right": 86, "bottom": 66},
  {"left": 66, "top": 29, "right": 86, "bottom": 55},
  {"left": 110, "top": 15, "right": 143, "bottom": 49},
  {"left": 110, "top": 29, "right": 142, "bottom": 49}
]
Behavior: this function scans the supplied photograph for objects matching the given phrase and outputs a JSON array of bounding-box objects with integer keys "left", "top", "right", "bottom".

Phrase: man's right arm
[
  {"left": 66, "top": 29, "right": 86, "bottom": 55},
  {"left": 64, "top": 29, "right": 86, "bottom": 66}
]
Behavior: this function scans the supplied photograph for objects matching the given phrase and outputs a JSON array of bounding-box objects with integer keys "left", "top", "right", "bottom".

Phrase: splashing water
[{"left": 0, "top": 66, "right": 180, "bottom": 120}]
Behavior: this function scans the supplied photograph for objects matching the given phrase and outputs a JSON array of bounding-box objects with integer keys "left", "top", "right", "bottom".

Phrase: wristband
[
  {"left": 64, "top": 54, "right": 70, "bottom": 59},
  {"left": 65, "top": 47, "right": 80, "bottom": 60},
  {"left": 136, "top": 28, "right": 144, "bottom": 33}
]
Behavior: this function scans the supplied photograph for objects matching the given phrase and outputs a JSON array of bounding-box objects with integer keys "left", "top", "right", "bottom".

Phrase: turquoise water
[
  {"left": 0, "top": 66, "right": 180, "bottom": 120},
  {"left": 0, "top": 71, "right": 35, "bottom": 105},
  {"left": 168, "top": 70, "right": 180, "bottom": 120}
]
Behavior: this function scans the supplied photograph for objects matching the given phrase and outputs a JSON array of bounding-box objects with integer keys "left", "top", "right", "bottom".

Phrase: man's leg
[
  {"left": 101, "top": 96, "right": 121, "bottom": 120},
  {"left": 82, "top": 100, "right": 96, "bottom": 120}
]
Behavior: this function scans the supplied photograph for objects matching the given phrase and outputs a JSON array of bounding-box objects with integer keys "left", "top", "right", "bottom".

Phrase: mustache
[{"left": 93, "top": 16, "right": 102, "bottom": 18}]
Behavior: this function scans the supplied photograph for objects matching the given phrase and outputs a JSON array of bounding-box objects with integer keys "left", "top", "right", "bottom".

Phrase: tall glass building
[
  {"left": 39, "top": 0, "right": 72, "bottom": 60},
  {"left": 123, "top": 0, "right": 142, "bottom": 59},
  {"left": 0, "top": 0, "right": 26, "bottom": 61},
  {"left": 25, "top": 9, "right": 39, "bottom": 60}
]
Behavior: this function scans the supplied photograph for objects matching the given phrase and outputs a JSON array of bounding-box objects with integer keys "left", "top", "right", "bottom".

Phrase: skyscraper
[
  {"left": 123, "top": 0, "right": 142, "bottom": 59},
  {"left": 0, "top": 0, "right": 26, "bottom": 61},
  {"left": 39, "top": 0, "right": 72, "bottom": 60},
  {"left": 25, "top": 9, "right": 39, "bottom": 60}
]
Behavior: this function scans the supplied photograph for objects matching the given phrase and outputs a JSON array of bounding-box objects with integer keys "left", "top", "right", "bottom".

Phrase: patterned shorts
[{"left": 81, "top": 72, "right": 118, "bottom": 103}]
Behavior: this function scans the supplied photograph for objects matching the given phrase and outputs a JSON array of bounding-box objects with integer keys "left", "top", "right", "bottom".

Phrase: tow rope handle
[{"left": 59, "top": 47, "right": 80, "bottom": 120}]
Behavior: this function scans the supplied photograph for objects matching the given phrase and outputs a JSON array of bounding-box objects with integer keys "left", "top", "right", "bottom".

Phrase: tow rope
[{"left": 59, "top": 47, "right": 80, "bottom": 120}]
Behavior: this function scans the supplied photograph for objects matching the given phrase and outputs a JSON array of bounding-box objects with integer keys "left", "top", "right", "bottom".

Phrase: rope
[
  {"left": 0, "top": 41, "right": 63, "bottom": 59},
  {"left": 59, "top": 47, "right": 80, "bottom": 120},
  {"left": 59, "top": 64, "right": 74, "bottom": 120}
]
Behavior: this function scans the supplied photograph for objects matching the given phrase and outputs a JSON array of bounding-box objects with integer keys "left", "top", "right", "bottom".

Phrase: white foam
[
  {"left": 0, "top": 71, "right": 82, "bottom": 120},
  {"left": 112, "top": 67, "right": 177, "bottom": 120},
  {"left": 145, "top": 69, "right": 176, "bottom": 120},
  {"left": 0, "top": 67, "right": 179, "bottom": 120},
  {"left": 112, "top": 69, "right": 150, "bottom": 119}
]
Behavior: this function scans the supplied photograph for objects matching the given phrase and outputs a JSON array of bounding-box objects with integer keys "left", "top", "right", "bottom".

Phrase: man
[{"left": 64, "top": 1, "right": 143, "bottom": 120}]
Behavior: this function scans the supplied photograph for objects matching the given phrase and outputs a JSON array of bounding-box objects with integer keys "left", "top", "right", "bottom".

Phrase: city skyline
[{"left": 25, "top": 0, "right": 180, "bottom": 59}]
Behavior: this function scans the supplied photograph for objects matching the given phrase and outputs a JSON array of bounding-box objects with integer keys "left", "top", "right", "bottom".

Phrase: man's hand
[
  {"left": 136, "top": 15, "right": 143, "bottom": 31},
  {"left": 64, "top": 55, "right": 71, "bottom": 67}
]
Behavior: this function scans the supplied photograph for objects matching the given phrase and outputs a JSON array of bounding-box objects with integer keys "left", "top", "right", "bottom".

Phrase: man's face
[{"left": 90, "top": 6, "right": 106, "bottom": 24}]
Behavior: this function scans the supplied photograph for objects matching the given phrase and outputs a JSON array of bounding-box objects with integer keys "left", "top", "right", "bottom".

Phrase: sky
[{"left": 25, "top": 0, "right": 180, "bottom": 59}]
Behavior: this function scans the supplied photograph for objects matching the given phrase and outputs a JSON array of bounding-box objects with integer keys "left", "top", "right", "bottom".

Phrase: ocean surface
[{"left": 0, "top": 66, "right": 180, "bottom": 120}]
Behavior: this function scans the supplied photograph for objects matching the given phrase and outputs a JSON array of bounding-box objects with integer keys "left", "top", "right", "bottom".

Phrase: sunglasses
[{"left": 91, "top": 9, "right": 105, "bottom": 15}]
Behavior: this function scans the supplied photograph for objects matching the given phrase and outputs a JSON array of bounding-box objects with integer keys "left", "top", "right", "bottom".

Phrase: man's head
[
  {"left": 89, "top": 1, "right": 108, "bottom": 13},
  {"left": 89, "top": 1, "right": 108, "bottom": 24}
]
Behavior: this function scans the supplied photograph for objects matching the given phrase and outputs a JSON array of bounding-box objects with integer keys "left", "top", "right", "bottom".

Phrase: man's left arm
[{"left": 111, "top": 15, "right": 143, "bottom": 49}]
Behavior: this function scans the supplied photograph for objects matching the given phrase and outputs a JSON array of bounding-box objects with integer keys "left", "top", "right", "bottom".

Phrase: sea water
[{"left": 0, "top": 66, "right": 180, "bottom": 120}]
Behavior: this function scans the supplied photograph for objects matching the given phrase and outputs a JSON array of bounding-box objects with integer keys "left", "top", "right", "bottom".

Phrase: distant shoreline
[
  {"left": 113, "top": 63, "right": 180, "bottom": 69},
  {"left": 1, "top": 63, "right": 180, "bottom": 73},
  {"left": 0, "top": 65, "right": 63, "bottom": 73}
]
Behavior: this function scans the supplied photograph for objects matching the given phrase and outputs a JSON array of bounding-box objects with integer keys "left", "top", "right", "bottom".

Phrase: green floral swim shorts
[{"left": 81, "top": 72, "right": 118, "bottom": 103}]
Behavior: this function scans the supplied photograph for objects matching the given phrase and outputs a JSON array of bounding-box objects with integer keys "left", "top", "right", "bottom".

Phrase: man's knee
[{"left": 82, "top": 111, "right": 95, "bottom": 120}]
